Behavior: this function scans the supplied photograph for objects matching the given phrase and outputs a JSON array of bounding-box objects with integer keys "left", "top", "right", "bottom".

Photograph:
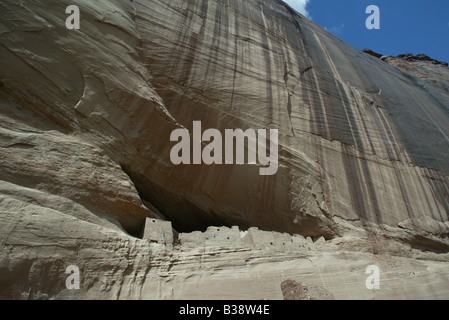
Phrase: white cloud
[
  {"left": 283, "top": 0, "right": 311, "bottom": 18},
  {"left": 326, "top": 24, "right": 345, "bottom": 36}
]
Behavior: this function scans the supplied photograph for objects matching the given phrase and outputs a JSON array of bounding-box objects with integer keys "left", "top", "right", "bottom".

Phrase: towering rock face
[{"left": 0, "top": 0, "right": 448, "bottom": 299}]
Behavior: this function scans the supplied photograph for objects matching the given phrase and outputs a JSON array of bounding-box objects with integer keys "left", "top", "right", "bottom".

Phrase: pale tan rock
[
  {"left": 0, "top": 0, "right": 448, "bottom": 300},
  {"left": 1, "top": 0, "right": 448, "bottom": 241}
]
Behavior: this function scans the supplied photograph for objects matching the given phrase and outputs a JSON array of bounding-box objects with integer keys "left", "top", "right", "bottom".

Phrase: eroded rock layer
[{"left": 0, "top": 0, "right": 448, "bottom": 299}]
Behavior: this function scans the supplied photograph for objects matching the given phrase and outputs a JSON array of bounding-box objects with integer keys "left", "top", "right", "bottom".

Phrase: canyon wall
[{"left": 0, "top": 0, "right": 448, "bottom": 299}]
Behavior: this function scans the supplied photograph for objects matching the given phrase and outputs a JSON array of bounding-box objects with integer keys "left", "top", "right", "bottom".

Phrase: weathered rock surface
[
  {"left": 0, "top": 0, "right": 448, "bottom": 299},
  {"left": 281, "top": 279, "right": 334, "bottom": 300},
  {"left": 396, "top": 53, "right": 449, "bottom": 66}
]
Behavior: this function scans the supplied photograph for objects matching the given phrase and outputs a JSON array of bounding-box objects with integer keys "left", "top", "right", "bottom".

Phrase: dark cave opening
[{"left": 119, "top": 163, "right": 236, "bottom": 235}]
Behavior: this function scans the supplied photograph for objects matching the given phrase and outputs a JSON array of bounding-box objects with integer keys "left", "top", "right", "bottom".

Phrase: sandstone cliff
[{"left": 0, "top": 0, "right": 448, "bottom": 299}]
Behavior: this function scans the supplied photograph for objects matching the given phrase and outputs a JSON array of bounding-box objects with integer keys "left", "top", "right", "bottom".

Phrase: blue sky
[{"left": 283, "top": 0, "right": 449, "bottom": 63}]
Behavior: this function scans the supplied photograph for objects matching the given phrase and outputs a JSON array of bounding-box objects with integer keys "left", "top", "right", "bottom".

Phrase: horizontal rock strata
[{"left": 0, "top": 0, "right": 448, "bottom": 299}]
